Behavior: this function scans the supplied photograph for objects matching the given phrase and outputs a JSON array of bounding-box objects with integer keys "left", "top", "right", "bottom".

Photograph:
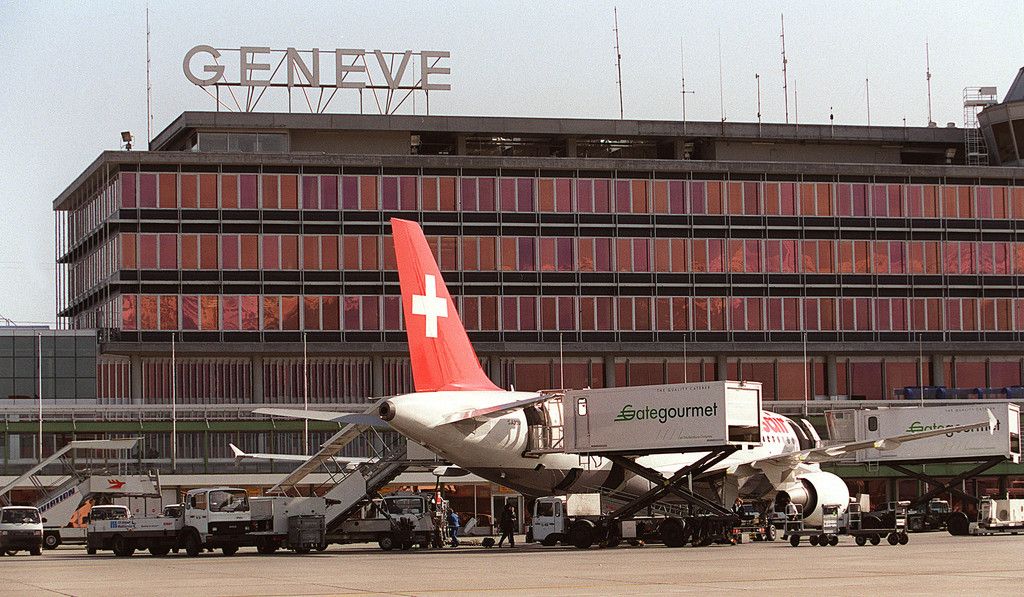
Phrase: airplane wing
[
  {"left": 253, "top": 408, "right": 390, "bottom": 429},
  {"left": 437, "top": 393, "right": 550, "bottom": 425},
  {"left": 229, "top": 443, "right": 369, "bottom": 467}
]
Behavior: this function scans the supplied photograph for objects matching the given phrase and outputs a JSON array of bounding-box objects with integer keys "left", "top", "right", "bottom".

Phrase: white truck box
[
  {"left": 565, "top": 493, "right": 602, "bottom": 517},
  {"left": 250, "top": 496, "right": 326, "bottom": 533},
  {"left": 562, "top": 381, "right": 762, "bottom": 454},
  {"left": 828, "top": 403, "right": 1020, "bottom": 463}
]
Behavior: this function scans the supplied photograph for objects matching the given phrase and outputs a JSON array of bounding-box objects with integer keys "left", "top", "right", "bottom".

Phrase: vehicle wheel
[
  {"left": 184, "top": 532, "right": 203, "bottom": 557},
  {"left": 6, "top": 550, "right": 18, "bottom": 556},
  {"left": 30, "top": 546, "right": 42, "bottom": 556},
  {"left": 221, "top": 545, "right": 238, "bottom": 556},
  {"left": 869, "top": 535, "right": 881, "bottom": 546},
  {"left": 947, "top": 512, "right": 970, "bottom": 536},
  {"left": 887, "top": 533, "right": 899, "bottom": 545},
  {"left": 660, "top": 517, "right": 686, "bottom": 548},
  {"left": 86, "top": 547, "right": 97, "bottom": 555},
  {"left": 113, "top": 537, "right": 135, "bottom": 557},
  {"left": 766, "top": 524, "right": 777, "bottom": 542},
  {"left": 43, "top": 533, "right": 61, "bottom": 550},
  {"left": 898, "top": 532, "right": 909, "bottom": 545},
  {"left": 149, "top": 545, "right": 170, "bottom": 556},
  {"left": 420, "top": 541, "right": 430, "bottom": 549},
  {"left": 256, "top": 538, "right": 277, "bottom": 555},
  {"left": 317, "top": 542, "right": 328, "bottom": 552},
  {"left": 809, "top": 535, "right": 819, "bottom": 546},
  {"left": 818, "top": 535, "right": 830, "bottom": 547},
  {"left": 789, "top": 534, "right": 800, "bottom": 547},
  {"left": 828, "top": 535, "right": 839, "bottom": 546},
  {"left": 855, "top": 536, "right": 867, "bottom": 546},
  {"left": 377, "top": 535, "right": 395, "bottom": 551},
  {"left": 570, "top": 519, "right": 596, "bottom": 549},
  {"left": 481, "top": 537, "right": 495, "bottom": 548},
  {"left": 540, "top": 535, "right": 557, "bottom": 547},
  {"left": 294, "top": 545, "right": 311, "bottom": 554}
]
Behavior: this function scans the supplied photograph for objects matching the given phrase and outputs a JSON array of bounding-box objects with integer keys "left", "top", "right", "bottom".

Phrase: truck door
[{"left": 532, "top": 499, "right": 558, "bottom": 542}]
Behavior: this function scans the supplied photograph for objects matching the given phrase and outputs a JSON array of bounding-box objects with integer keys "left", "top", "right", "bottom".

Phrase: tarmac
[{"left": 0, "top": 532, "right": 1020, "bottom": 596}]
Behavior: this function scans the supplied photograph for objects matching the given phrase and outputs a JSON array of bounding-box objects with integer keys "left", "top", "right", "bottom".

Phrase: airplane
[{"left": 261, "top": 217, "right": 996, "bottom": 527}]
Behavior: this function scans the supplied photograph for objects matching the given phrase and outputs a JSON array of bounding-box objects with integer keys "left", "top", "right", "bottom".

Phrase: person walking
[
  {"left": 497, "top": 502, "right": 518, "bottom": 547},
  {"left": 447, "top": 508, "right": 461, "bottom": 547}
]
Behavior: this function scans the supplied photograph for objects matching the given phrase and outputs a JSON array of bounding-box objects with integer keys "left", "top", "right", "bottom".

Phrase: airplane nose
[{"left": 378, "top": 400, "right": 396, "bottom": 422}]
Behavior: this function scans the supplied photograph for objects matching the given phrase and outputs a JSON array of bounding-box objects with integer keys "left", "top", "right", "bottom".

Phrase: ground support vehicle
[
  {"left": 784, "top": 503, "right": 908, "bottom": 547},
  {"left": 86, "top": 510, "right": 182, "bottom": 557},
  {"left": 329, "top": 493, "right": 437, "bottom": 551},
  {"left": 955, "top": 498, "right": 1024, "bottom": 536},
  {"left": 0, "top": 506, "right": 44, "bottom": 556},
  {"left": 249, "top": 496, "right": 326, "bottom": 554},
  {"left": 735, "top": 504, "right": 775, "bottom": 542},
  {"left": 905, "top": 499, "right": 952, "bottom": 532}
]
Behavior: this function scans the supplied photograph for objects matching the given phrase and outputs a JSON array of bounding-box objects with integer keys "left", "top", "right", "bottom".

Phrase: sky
[{"left": 0, "top": 1, "right": 1021, "bottom": 325}]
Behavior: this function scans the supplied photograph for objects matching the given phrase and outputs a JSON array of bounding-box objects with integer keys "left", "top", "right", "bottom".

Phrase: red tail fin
[{"left": 390, "top": 218, "right": 500, "bottom": 393}]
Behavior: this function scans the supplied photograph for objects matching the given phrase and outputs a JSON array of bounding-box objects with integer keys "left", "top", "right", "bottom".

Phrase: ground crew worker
[
  {"left": 497, "top": 503, "right": 517, "bottom": 547},
  {"left": 447, "top": 508, "right": 461, "bottom": 547}
]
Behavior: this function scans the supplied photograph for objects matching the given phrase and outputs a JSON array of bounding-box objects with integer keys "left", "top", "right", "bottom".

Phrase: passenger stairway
[
  {"left": 0, "top": 439, "right": 139, "bottom": 508},
  {"left": 266, "top": 400, "right": 434, "bottom": 534}
]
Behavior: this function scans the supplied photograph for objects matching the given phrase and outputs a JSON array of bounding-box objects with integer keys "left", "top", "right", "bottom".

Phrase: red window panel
[
  {"left": 672, "top": 297, "right": 689, "bottom": 330},
  {"left": 779, "top": 183, "right": 797, "bottom": 215},
  {"left": 303, "top": 236, "right": 320, "bottom": 270},
  {"left": 501, "top": 297, "right": 517, "bottom": 330},
  {"left": 652, "top": 181, "right": 669, "bottom": 214},
  {"left": 239, "top": 175, "right": 257, "bottom": 209},
  {"left": 890, "top": 299, "right": 906, "bottom": 330},
  {"left": 303, "top": 176, "right": 320, "bottom": 209},
  {"left": 991, "top": 361, "right": 1021, "bottom": 387},
  {"left": 322, "top": 296, "right": 340, "bottom": 330},
  {"left": 594, "top": 297, "right": 613, "bottom": 330},
  {"left": 280, "top": 175, "right": 298, "bottom": 209},
  {"left": 764, "top": 183, "right": 780, "bottom": 215},
  {"left": 281, "top": 296, "right": 300, "bottom": 330},
  {"left": 655, "top": 298, "right": 671, "bottom": 330},
  {"left": 140, "top": 295, "right": 158, "bottom": 329},
  {"left": 731, "top": 298, "right": 746, "bottom": 330},
  {"left": 222, "top": 296, "right": 240, "bottom": 331},
  {"left": 888, "top": 242, "right": 904, "bottom": 273},
  {"left": 802, "top": 298, "right": 819, "bottom": 331},
  {"left": 462, "top": 296, "right": 480, "bottom": 331},
  {"left": 361, "top": 236, "right": 379, "bottom": 270},
  {"left": 139, "top": 173, "right": 158, "bottom": 208},
  {"left": 519, "top": 297, "right": 536, "bottom": 330},
  {"left": 121, "top": 295, "right": 137, "bottom": 330},
  {"left": 746, "top": 298, "right": 763, "bottom": 330},
  {"left": 182, "top": 296, "right": 200, "bottom": 330},
  {"left": 817, "top": 184, "right": 833, "bottom": 216},
  {"left": 962, "top": 298, "right": 978, "bottom": 330},
  {"left": 819, "top": 298, "right": 836, "bottom": 330},
  {"left": 303, "top": 296, "right": 321, "bottom": 330},
  {"left": 181, "top": 235, "right": 198, "bottom": 270},
  {"left": 706, "top": 181, "right": 723, "bottom": 214},
  {"left": 459, "top": 178, "right": 477, "bottom": 211},
  {"left": 159, "top": 295, "right": 178, "bottom": 330},
  {"left": 996, "top": 298, "right": 1012, "bottom": 331},
  {"left": 956, "top": 359, "right": 986, "bottom": 387},
  {"left": 538, "top": 179, "right": 555, "bottom": 212},
  {"left": 199, "top": 235, "right": 218, "bottom": 269},
  {"left": 158, "top": 174, "right": 177, "bottom": 209},
  {"left": 654, "top": 239, "right": 670, "bottom": 272},
  {"left": 614, "top": 240, "right": 631, "bottom": 272},
  {"left": 979, "top": 243, "right": 995, "bottom": 274},
  {"left": 200, "top": 296, "right": 218, "bottom": 331},
  {"left": 241, "top": 235, "right": 259, "bottom": 269},
  {"left": 799, "top": 183, "right": 816, "bottom": 215},
  {"left": 614, "top": 180, "right": 631, "bottom": 213},
  {"left": 726, "top": 182, "right": 743, "bottom": 214},
  {"left": 281, "top": 235, "right": 299, "bottom": 270},
  {"left": 540, "top": 239, "right": 556, "bottom": 272},
  {"left": 728, "top": 240, "right": 744, "bottom": 272},
  {"left": 634, "top": 297, "right": 651, "bottom": 330},
  {"left": 321, "top": 176, "right": 338, "bottom": 210},
  {"left": 692, "top": 298, "right": 708, "bottom": 330},
  {"left": 262, "top": 236, "right": 280, "bottom": 270},
  {"left": 321, "top": 236, "right": 338, "bottom": 270},
  {"left": 263, "top": 296, "right": 280, "bottom": 330},
  {"left": 631, "top": 180, "right": 648, "bottom": 213},
  {"left": 688, "top": 181, "right": 706, "bottom": 214},
  {"left": 181, "top": 175, "right": 198, "bottom": 208},
  {"left": 158, "top": 234, "right": 177, "bottom": 269},
  {"left": 121, "top": 172, "right": 137, "bottom": 208},
  {"left": 541, "top": 297, "right": 557, "bottom": 330},
  {"left": 995, "top": 242, "right": 1009, "bottom": 274},
  {"left": 976, "top": 186, "right": 993, "bottom": 218},
  {"left": 121, "top": 233, "right": 136, "bottom": 269},
  {"left": 262, "top": 175, "right": 279, "bottom": 209},
  {"left": 745, "top": 182, "right": 761, "bottom": 215},
  {"left": 802, "top": 241, "right": 817, "bottom": 273},
  {"left": 980, "top": 298, "right": 996, "bottom": 330},
  {"left": 945, "top": 298, "right": 962, "bottom": 331},
  {"left": 241, "top": 296, "right": 260, "bottom": 330},
  {"left": 359, "top": 176, "right": 377, "bottom": 210}
]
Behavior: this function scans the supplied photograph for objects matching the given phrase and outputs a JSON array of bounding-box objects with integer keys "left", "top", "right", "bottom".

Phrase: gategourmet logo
[
  {"left": 614, "top": 403, "right": 719, "bottom": 423},
  {"left": 905, "top": 420, "right": 997, "bottom": 437}
]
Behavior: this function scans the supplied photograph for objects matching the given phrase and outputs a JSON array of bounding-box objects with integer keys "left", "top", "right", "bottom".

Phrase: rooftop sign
[{"left": 182, "top": 46, "right": 451, "bottom": 113}]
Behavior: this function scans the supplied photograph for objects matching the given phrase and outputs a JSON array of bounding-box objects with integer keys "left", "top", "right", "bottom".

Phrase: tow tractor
[{"left": 784, "top": 501, "right": 909, "bottom": 547}]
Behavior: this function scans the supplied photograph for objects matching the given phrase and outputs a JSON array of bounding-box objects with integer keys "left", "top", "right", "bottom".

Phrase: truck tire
[
  {"left": 886, "top": 533, "right": 899, "bottom": 545},
  {"left": 294, "top": 545, "right": 311, "bottom": 554},
  {"left": 86, "top": 546, "right": 97, "bottom": 555},
  {"left": 855, "top": 535, "right": 867, "bottom": 546},
  {"left": 570, "top": 519, "right": 596, "bottom": 549},
  {"left": 765, "top": 524, "right": 777, "bottom": 542},
  {"left": 947, "top": 512, "right": 970, "bottom": 536},
  {"left": 660, "top": 518, "right": 686, "bottom": 548},
  {"left": 30, "top": 546, "right": 42, "bottom": 556},
  {"left": 540, "top": 535, "right": 558, "bottom": 547},
  {"left": 869, "top": 535, "right": 881, "bottom": 546},
  {"left": 5, "top": 550, "right": 18, "bottom": 556},
  {"left": 256, "top": 538, "right": 277, "bottom": 555},
  {"left": 43, "top": 532, "right": 61, "bottom": 550},
  {"left": 112, "top": 536, "right": 135, "bottom": 557},
  {"left": 149, "top": 545, "right": 170, "bottom": 557},
  {"left": 378, "top": 535, "right": 395, "bottom": 551},
  {"left": 898, "top": 532, "right": 909, "bottom": 545},
  {"left": 221, "top": 545, "right": 238, "bottom": 556},
  {"left": 828, "top": 534, "right": 839, "bottom": 546},
  {"left": 184, "top": 532, "right": 203, "bottom": 557}
]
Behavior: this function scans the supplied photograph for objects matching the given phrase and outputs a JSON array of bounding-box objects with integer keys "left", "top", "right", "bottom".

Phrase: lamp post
[
  {"left": 303, "top": 331, "right": 309, "bottom": 455},
  {"left": 802, "top": 331, "right": 809, "bottom": 417}
]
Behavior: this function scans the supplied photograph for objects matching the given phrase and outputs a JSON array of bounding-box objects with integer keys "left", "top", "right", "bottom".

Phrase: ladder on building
[
  {"left": 266, "top": 400, "right": 432, "bottom": 532},
  {"left": 963, "top": 87, "right": 998, "bottom": 166},
  {"left": 0, "top": 439, "right": 140, "bottom": 507}
]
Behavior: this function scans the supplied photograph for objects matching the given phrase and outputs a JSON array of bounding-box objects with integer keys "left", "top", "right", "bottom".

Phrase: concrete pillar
[
  {"left": 565, "top": 138, "right": 578, "bottom": 158},
  {"left": 252, "top": 356, "right": 264, "bottom": 404},
  {"left": 715, "top": 355, "right": 728, "bottom": 381},
  {"left": 826, "top": 355, "right": 838, "bottom": 398},
  {"left": 130, "top": 355, "right": 143, "bottom": 405},
  {"left": 931, "top": 354, "right": 945, "bottom": 387},
  {"left": 603, "top": 356, "right": 616, "bottom": 388},
  {"left": 456, "top": 135, "right": 468, "bottom": 155},
  {"left": 371, "top": 355, "right": 384, "bottom": 397}
]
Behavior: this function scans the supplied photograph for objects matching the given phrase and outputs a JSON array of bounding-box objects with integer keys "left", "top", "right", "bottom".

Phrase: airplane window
[{"left": 576, "top": 398, "right": 587, "bottom": 416}]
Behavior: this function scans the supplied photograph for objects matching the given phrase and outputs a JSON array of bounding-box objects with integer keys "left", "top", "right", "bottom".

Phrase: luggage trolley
[{"left": 785, "top": 502, "right": 909, "bottom": 547}]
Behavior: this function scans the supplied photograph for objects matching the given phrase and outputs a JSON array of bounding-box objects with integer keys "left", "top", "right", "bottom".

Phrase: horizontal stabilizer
[
  {"left": 253, "top": 408, "right": 389, "bottom": 429},
  {"left": 438, "top": 393, "right": 549, "bottom": 425}
]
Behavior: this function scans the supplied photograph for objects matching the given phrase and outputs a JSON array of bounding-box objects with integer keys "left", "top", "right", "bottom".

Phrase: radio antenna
[
  {"left": 614, "top": 7, "right": 624, "bottom": 119},
  {"left": 781, "top": 14, "right": 789, "bottom": 124},
  {"left": 926, "top": 41, "right": 934, "bottom": 126},
  {"left": 680, "top": 39, "right": 694, "bottom": 132},
  {"left": 146, "top": 5, "right": 153, "bottom": 148},
  {"left": 718, "top": 29, "right": 725, "bottom": 123}
]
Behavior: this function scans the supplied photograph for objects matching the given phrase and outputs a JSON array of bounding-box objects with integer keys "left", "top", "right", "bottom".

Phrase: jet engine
[{"left": 773, "top": 471, "right": 850, "bottom": 527}]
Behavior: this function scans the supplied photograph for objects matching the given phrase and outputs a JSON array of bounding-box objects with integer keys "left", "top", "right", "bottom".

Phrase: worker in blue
[{"left": 447, "top": 508, "right": 461, "bottom": 547}]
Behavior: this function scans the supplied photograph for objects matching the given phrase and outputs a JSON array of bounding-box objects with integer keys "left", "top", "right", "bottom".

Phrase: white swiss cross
[{"left": 411, "top": 274, "right": 448, "bottom": 338}]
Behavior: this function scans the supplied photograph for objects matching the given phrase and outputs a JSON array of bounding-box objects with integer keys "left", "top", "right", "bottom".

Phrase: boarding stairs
[
  {"left": 266, "top": 400, "right": 431, "bottom": 533},
  {"left": 0, "top": 439, "right": 140, "bottom": 508}
]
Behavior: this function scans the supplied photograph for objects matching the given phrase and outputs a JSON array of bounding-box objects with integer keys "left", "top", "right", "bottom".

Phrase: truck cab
[
  {"left": 182, "top": 487, "right": 251, "bottom": 556},
  {"left": 531, "top": 496, "right": 566, "bottom": 546},
  {"left": 335, "top": 492, "right": 436, "bottom": 551},
  {"left": 0, "top": 506, "right": 44, "bottom": 556}
]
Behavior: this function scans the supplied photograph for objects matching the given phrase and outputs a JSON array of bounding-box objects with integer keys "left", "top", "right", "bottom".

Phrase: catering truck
[
  {"left": 825, "top": 403, "right": 1020, "bottom": 464},
  {"left": 330, "top": 492, "right": 437, "bottom": 551},
  {"left": 0, "top": 506, "right": 44, "bottom": 556},
  {"left": 85, "top": 488, "right": 326, "bottom": 556}
]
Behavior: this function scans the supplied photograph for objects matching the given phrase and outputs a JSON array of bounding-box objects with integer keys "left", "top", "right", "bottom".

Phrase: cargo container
[{"left": 561, "top": 381, "right": 762, "bottom": 455}]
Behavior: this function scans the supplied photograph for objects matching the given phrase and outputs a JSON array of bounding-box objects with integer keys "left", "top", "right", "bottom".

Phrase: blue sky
[{"left": 0, "top": 1, "right": 1021, "bottom": 324}]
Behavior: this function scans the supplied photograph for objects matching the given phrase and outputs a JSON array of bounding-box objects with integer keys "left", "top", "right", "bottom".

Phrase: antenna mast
[
  {"left": 781, "top": 14, "right": 789, "bottom": 124},
  {"left": 718, "top": 29, "right": 725, "bottom": 123},
  {"left": 146, "top": 6, "right": 153, "bottom": 148},
  {"left": 926, "top": 41, "right": 934, "bottom": 126},
  {"left": 866, "top": 78, "right": 871, "bottom": 126},
  {"left": 614, "top": 7, "right": 624, "bottom": 119},
  {"left": 680, "top": 39, "right": 694, "bottom": 132}
]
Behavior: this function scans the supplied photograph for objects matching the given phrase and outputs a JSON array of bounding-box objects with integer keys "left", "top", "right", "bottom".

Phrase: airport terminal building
[{"left": 14, "top": 82, "right": 1024, "bottom": 501}]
